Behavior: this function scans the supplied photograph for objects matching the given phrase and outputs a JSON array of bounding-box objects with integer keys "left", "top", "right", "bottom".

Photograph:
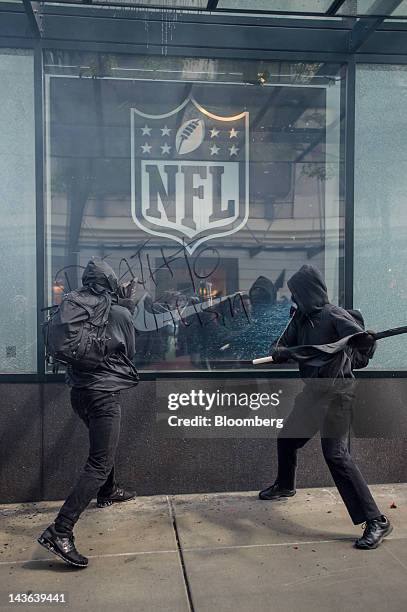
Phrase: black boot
[
  {"left": 259, "top": 482, "right": 296, "bottom": 501},
  {"left": 37, "top": 524, "right": 88, "bottom": 568},
  {"left": 354, "top": 515, "right": 393, "bottom": 550},
  {"left": 97, "top": 486, "right": 137, "bottom": 508}
]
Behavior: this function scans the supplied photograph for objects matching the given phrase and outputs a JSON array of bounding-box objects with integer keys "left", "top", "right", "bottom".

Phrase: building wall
[{"left": 1, "top": 379, "right": 406, "bottom": 504}]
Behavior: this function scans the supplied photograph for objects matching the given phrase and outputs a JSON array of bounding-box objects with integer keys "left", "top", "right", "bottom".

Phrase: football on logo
[
  {"left": 175, "top": 118, "right": 205, "bottom": 155},
  {"left": 131, "top": 96, "right": 249, "bottom": 253}
]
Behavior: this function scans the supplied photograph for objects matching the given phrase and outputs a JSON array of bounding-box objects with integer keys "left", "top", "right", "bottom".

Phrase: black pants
[
  {"left": 276, "top": 380, "right": 381, "bottom": 525},
  {"left": 55, "top": 388, "right": 121, "bottom": 532}
]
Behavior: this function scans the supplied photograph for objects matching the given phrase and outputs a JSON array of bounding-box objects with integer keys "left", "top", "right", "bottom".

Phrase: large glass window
[
  {"left": 0, "top": 48, "right": 36, "bottom": 373},
  {"left": 355, "top": 64, "right": 407, "bottom": 370},
  {"left": 44, "top": 52, "right": 345, "bottom": 371}
]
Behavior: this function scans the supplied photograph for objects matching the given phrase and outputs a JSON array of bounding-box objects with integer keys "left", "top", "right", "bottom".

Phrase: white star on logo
[
  {"left": 210, "top": 144, "right": 220, "bottom": 156},
  {"left": 229, "top": 128, "right": 238, "bottom": 139},
  {"left": 161, "top": 143, "right": 171, "bottom": 155},
  {"left": 161, "top": 125, "right": 171, "bottom": 136},
  {"left": 229, "top": 144, "right": 239, "bottom": 156},
  {"left": 141, "top": 142, "right": 152, "bottom": 154},
  {"left": 210, "top": 127, "right": 220, "bottom": 138},
  {"left": 141, "top": 125, "right": 151, "bottom": 136}
]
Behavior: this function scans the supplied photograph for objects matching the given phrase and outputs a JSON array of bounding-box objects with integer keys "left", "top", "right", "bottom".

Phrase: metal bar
[
  {"left": 34, "top": 43, "right": 46, "bottom": 377},
  {"left": 19, "top": 0, "right": 343, "bottom": 18},
  {"left": 344, "top": 58, "right": 355, "bottom": 311},
  {"left": 1, "top": 368, "right": 407, "bottom": 382},
  {"left": 39, "top": 43, "right": 350, "bottom": 62},
  {"left": 22, "top": 0, "right": 41, "bottom": 38},
  {"left": 354, "top": 54, "right": 407, "bottom": 63},
  {"left": 326, "top": 0, "right": 347, "bottom": 16},
  {"left": 39, "top": 7, "right": 351, "bottom": 28},
  {"left": 0, "top": 370, "right": 299, "bottom": 381},
  {"left": 349, "top": 0, "right": 404, "bottom": 52},
  {"left": 343, "top": 62, "right": 354, "bottom": 455},
  {"left": 30, "top": 19, "right": 351, "bottom": 54},
  {"left": 0, "top": 4, "right": 352, "bottom": 30}
]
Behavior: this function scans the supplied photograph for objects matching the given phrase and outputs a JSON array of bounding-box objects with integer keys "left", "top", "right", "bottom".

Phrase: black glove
[
  {"left": 117, "top": 279, "right": 141, "bottom": 315},
  {"left": 271, "top": 346, "right": 292, "bottom": 364},
  {"left": 117, "top": 297, "right": 137, "bottom": 315},
  {"left": 349, "top": 330, "right": 376, "bottom": 351},
  {"left": 118, "top": 278, "right": 140, "bottom": 299}
]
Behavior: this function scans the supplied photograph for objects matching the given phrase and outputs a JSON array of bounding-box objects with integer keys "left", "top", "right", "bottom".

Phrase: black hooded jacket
[
  {"left": 272, "top": 265, "right": 366, "bottom": 380},
  {"left": 66, "top": 259, "right": 139, "bottom": 392},
  {"left": 250, "top": 275, "right": 278, "bottom": 306}
]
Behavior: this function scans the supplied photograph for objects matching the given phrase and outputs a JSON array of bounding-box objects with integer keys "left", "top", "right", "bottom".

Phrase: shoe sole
[
  {"left": 259, "top": 492, "right": 296, "bottom": 501},
  {"left": 96, "top": 495, "right": 136, "bottom": 508},
  {"left": 354, "top": 524, "right": 393, "bottom": 550},
  {"left": 37, "top": 535, "right": 88, "bottom": 568}
]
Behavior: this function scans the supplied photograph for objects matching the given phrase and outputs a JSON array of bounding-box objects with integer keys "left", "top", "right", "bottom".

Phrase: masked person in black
[
  {"left": 38, "top": 259, "right": 139, "bottom": 568},
  {"left": 259, "top": 264, "right": 393, "bottom": 550}
]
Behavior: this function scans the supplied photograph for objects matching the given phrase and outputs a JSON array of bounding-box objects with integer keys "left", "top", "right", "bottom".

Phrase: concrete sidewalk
[{"left": 1, "top": 484, "right": 406, "bottom": 612}]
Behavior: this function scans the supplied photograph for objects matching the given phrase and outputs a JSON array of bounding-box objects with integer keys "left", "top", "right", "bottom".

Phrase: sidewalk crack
[{"left": 167, "top": 495, "right": 195, "bottom": 612}]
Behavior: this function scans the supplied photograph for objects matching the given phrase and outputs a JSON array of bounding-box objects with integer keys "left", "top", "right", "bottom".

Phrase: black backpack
[{"left": 43, "top": 288, "right": 112, "bottom": 372}]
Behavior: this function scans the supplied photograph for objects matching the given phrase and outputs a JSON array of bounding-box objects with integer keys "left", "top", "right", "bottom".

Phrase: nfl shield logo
[{"left": 131, "top": 97, "right": 249, "bottom": 253}]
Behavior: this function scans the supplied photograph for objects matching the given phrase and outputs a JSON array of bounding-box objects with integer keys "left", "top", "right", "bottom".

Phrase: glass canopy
[
  {"left": 7, "top": 0, "right": 407, "bottom": 19},
  {"left": 3, "top": 0, "right": 407, "bottom": 46}
]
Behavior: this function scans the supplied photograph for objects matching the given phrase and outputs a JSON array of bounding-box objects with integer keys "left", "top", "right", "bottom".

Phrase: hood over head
[
  {"left": 287, "top": 264, "right": 329, "bottom": 314},
  {"left": 249, "top": 275, "right": 277, "bottom": 306},
  {"left": 347, "top": 309, "right": 365, "bottom": 329},
  {"left": 82, "top": 258, "right": 118, "bottom": 294}
]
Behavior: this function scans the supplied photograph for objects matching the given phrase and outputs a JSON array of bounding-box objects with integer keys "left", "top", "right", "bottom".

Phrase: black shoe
[
  {"left": 97, "top": 486, "right": 137, "bottom": 508},
  {"left": 354, "top": 515, "right": 393, "bottom": 550},
  {"left": 259, "top": 483, "right": 296, "bottom": 501},
  {"left": 37, "top": 525, "right": 88, "bottom": 568}
]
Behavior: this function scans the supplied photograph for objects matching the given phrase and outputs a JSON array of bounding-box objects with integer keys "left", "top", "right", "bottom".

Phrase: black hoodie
[
  {"left": 66, "top": 258, "right": 139, "bottom": 391},
  {"left": 250, "top": 275, "right": 277, "bottom": 306},
  {"left": 80, "top": 258, "right": 119, "bottom": 295},
  {"left": 273, "top": 264, "right": 365, "bottom": 380}
]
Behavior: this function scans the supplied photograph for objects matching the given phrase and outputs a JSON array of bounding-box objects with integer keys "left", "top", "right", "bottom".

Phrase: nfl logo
[{"left": 131, "top": 97, "right": 249, "bottom": 253}]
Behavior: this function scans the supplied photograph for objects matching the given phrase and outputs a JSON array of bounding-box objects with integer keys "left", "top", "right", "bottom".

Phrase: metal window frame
[{"left": 1, "top": 6, "right": 407, "bottom": 381}]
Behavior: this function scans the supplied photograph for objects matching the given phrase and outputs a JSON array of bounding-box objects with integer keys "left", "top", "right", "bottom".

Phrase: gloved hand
[
  {"left": 271, "top": 346, "right": 292, "bottom": 363},
  {"left": 349, "top": 330, "right": 377, "bottom": 351},
  {"left": 117, "top": 279, "right": 141, "bottom": 315},
  {"left": 118, "top": 297, "right": 136, "bottom": 315},
  {"left": 118, "top": 278, "right": 138, "bottom": 300}
]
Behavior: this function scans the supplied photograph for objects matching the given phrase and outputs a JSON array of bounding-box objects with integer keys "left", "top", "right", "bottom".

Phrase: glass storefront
[
  {"left": 354, "top": 64, "right": 407, "bottom": 370},
  {"left": 44, "top": 52, "right": 345, "bottom": 370},
  {"left": 1, "top": 3, "right": 406, "bottom": 376},
  {"left": 0, "top": 48, "right": 37, "bottom": 374}
]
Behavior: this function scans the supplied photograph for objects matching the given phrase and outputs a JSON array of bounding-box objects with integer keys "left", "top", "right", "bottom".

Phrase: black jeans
[
  {"left": 55, "top": 388, "right": 121, "bottom": 533},
  {"left": 276, "top": 380, "right": 381, "bottom": 525}
]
